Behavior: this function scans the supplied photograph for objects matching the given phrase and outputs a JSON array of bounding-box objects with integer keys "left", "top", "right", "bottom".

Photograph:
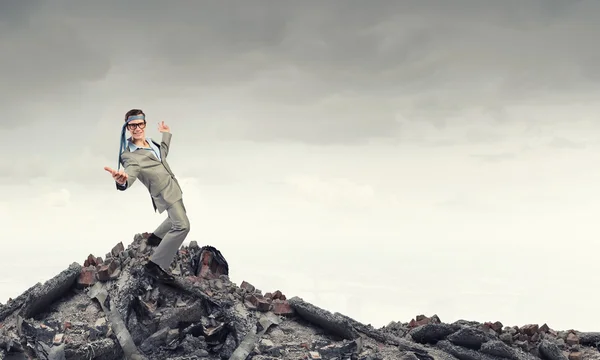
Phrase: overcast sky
[{"left": 1, "top": 0, "right": 599, "bottom": 332}]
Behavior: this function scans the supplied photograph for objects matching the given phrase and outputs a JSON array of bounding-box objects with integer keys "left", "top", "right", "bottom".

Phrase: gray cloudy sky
[{"left": 1, "top": 1, "right": 599, "bottom": 331}]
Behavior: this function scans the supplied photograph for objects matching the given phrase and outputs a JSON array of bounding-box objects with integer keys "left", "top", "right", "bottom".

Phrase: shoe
[
  {"left": 147, "top": 233, "right": 163, "bottom": 246},
  {"left": 144, "top": 261, "right": 175, "bottom": 284}
]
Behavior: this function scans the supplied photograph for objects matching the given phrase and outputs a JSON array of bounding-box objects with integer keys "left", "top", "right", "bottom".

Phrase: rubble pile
[{"left": 0, "top": 234, "right": 598, "bottom": 360}]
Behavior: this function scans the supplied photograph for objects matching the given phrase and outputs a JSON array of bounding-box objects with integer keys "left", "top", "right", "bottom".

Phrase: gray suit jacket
[{"left": 116, "top": 132, "right": 183, "bottom": 213}]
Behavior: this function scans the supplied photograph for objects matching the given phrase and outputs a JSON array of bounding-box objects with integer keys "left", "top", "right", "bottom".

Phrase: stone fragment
[
  {"left": 569, "top": 352, "right": 582, "bottom": 360},
  {"left": 408, "top": 323, "right": 461, "bottom": 344},
  {"left": 140, "top": 327, "right": 170, "bottom": 353},
  {"left": 566, "top": 332, "right": 579, "bottom": 346},
  {"left": 166, "top": 328, "right": 180, "bottom": 344},
  {"left": 240, "top": 281, "right": 255, "bottom": 292},
  {"left": 437, "top": 340, "right": 499, "bottom": 360},
  {"left": 447, "top": 327, "right": 496, "bottom": 349},
  {"left": 521, "top": 324, "right": 539, "bottom": 336},
  {"left": 53, "top": 333, "right": 64, "bottom": 345},
  {"left": 483, "top": 321, "right": 503, "bottom": 334},
  {"left": 480, "top": 340, "right": 537, "bottom": 360},
  {"left": 539, "top": 339, "right": 568, "bottom": 360},
  {"left": 111, "top": 241, "right": 125, "bottom": 257},
  {"left": 157, "top": 301, "right": 204, "bottom": 329},
  {"left": 579, "top": 332, "right": 600, "bottom": 346},
  {"left": 288, "top": 296, "right": 358, "bottom": 340}
]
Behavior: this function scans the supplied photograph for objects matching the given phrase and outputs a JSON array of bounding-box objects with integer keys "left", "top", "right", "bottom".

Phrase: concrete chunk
[
  {"left": 19, "top": 262, "right": 81, "bottom": 319},
  {"left": 287, "top": 296, "right": 358, "bottom": 340}
]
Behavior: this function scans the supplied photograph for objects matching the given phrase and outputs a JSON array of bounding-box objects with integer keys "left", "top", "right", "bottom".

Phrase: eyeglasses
[{"left": 127, "top": 122, "right": 146, "bottom": 130}]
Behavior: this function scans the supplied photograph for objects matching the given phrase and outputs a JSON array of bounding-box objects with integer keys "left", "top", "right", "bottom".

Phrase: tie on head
[{"left": 118, "top": 115, "right": 146, "bottom": 170}]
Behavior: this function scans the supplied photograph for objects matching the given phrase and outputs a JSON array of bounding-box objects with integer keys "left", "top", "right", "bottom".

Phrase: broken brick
[
  {"left": 242, "top": 292, "right": 271, "bottom": 312},
  {"left": 272, "top": 299, "right": 294, "bottom": 316},
  {"left": 409, "top": 316, "right": 431, "bottom": 328},
  {"left": 256, "top": 297, "right": 271, "bottom": 312},
  {"left": 240, "top": 281, "right": 255, "bottom": 293},
  {"left": 77, "top": 267, "right": 97, "bottom": 288},
  {"left": 520, "top": 324, "right": 539, "bottom": 336},
  {"left": 87, "top": 254, "right": 99, "bottom": 267},
  {"left": 96, "top": 260, "right": 119, "bottom": 282}
]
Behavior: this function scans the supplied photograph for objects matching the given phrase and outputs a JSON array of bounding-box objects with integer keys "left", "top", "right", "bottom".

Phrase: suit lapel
[{"left": 152, "top": 139, "right": 164, "bottom": 162}]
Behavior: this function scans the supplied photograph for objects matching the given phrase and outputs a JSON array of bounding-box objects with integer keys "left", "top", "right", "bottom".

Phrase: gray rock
[
  {"left": 436, "top": 340, "right": 505, "bottom": 360},
  {"left": 538, "top": 340, "right": 568, "bottom": 360},
  {"left": 140, "top": 327, "right": 170, "bottom": 353},
  {"left": 579, "top": 332, "right": 600, "bottom": 346},
  {"left": 447, "top": 327, "right": 496, "bottom": 350},
  {"left": 287, "top": 296, "right": 359, "bottom": 340},
  {"left": 409, "top": 324, "right": 461, "bottom": 345},
  {"left": 480, "top": 340, "right": 538, "bottom": 360}
]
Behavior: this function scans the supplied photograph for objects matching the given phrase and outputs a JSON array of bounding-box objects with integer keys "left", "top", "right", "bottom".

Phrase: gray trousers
[{"left": 150, "top": 199, "right": 191, "bottom": 270}]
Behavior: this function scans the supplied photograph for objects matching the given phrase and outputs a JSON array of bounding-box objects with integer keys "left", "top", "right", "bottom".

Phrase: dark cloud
[
  {"left": 1, "top": 0, "right": 599, "bottom": 142},
  {"left": 0, "top": 1, "right": 111, "bottom": 126}
]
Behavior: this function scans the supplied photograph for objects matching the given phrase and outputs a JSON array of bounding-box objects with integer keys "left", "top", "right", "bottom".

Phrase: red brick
[
  {"left": 409, "top": 316, "right": 432, "bottom": 328},
  {"left": 256, "top": 297, "right": 271, "bottom": 312},
  {"left": 96, "top": 259, "right": 120, "bottom": 281},
  {"left": 272, "top": 299, "right": 294, "bottom": 316},
  {"left": 87, "top": 254, "right": 98, "bottom": 267},
  {"left": 520, "top": 324, "right": 539, "bottom": 336},
  {"left": 97, "top": 265, "right": 112, "bottom": 281},
  {"left": 77, "top": 267, "right": 97, "bottom": 288}
]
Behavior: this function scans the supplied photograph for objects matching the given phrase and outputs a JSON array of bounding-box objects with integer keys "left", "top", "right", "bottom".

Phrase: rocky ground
[{"left": 0, "top": 233, "right": 599, "bottom": 360}]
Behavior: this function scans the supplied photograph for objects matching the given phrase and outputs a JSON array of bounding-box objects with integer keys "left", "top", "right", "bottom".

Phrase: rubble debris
[
  {"left": 87, "top": 282, "right": 146, "bottom": 360},
  {"left": 0, "top": 232, "right": 599, "bottom": 360}
]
